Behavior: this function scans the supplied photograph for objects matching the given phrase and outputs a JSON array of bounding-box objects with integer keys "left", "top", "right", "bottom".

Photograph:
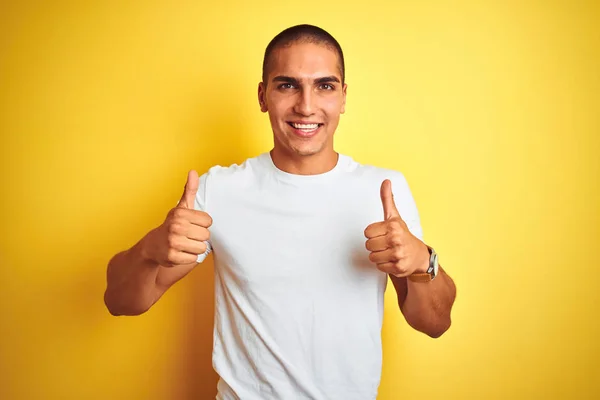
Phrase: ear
[
  {"left": 341, "top": 83, "right": 347, "bottom": 114},
  {"left": 258, "top": 82, "right": 268, "bottom": 113}
]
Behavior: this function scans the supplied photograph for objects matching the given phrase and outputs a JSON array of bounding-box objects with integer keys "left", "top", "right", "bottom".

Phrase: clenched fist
[
  {"left": 364, "top": 179, "right": 429, "bottom": 278},
  {"left": 143, "top": 170, "right": 213, "bottom": 267}
]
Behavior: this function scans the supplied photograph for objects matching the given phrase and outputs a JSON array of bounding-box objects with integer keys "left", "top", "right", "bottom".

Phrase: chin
[
  {"left": 289, "top": 142, "right": 325, "bottom": 157},
  {"left": 294, "top": 149, "right": 320, "bottom": 157}
]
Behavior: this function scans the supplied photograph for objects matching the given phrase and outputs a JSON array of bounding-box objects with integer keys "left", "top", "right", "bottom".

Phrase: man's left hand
[{"left": 364, "top": 179, "right": 430, "bottom": 278}]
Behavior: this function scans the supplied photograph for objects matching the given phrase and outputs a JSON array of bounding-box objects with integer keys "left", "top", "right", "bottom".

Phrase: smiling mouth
[{"left": 287, "top": 122, "right": 324, "bottom": 134}]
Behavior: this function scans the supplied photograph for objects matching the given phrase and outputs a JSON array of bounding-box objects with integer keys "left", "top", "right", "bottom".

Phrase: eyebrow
[
  {"left": 272, "top": 75, "right": 341, "bottom": 85},
  {"left": 272, "top": 76, "right": 300, "bottom": 85},
  {"left": 314, "top": 76, "right": 341, "bottom": 84}
]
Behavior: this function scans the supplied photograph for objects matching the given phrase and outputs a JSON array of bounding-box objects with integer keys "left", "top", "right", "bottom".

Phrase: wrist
[
  {"left": 408, "top": 245, "right": 439, "bottom": 283},
  {"left": 414, "top": 244, "right": 430, "bottom": 273}
]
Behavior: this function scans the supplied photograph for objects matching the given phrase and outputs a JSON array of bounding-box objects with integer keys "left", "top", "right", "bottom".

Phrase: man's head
[
  {"left": 262, "top": 24, "right": 345, "bottom": 86},
  {"left": 258, "top": 25, "right": 347, "bottom": 159}
]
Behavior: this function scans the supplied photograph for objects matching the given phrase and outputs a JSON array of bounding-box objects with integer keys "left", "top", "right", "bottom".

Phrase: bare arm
[
  {"left": 365, "top": 179, "right": 456, "bottom": 338},
  {"left": 104, "top": 230, "right": 199, "bottom": 316},
  {"left": 390, "top": 265, "right": 456, "bottom": 338},
  {"left": 103, "top": 170, "right": 211, "bottom": 316}
]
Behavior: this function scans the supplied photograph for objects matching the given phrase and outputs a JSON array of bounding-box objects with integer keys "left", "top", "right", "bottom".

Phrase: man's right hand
[{"left": 143, "top": 170, "right": 213, "bottom": 267}]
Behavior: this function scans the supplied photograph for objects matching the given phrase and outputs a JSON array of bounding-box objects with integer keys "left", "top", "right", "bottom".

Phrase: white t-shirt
[{"left": 193, "top": 152, "right": 423, "bottom": 400}]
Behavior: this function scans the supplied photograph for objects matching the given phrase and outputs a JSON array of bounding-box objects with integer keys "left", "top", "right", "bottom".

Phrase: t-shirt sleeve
[
  {"left": 194, "top": 171, "right": 213, "bottom": 263},
  {"left": 391, "top": 171, "right": 424, "bottom": 242}
]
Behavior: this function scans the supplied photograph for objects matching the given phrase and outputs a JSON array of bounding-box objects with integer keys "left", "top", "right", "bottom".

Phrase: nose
[{"left": 293, "top": 87, "right": 315, "bottom": 116}]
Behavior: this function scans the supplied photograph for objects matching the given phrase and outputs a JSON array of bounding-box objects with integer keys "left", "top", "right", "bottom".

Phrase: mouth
[{"left": 287, "top": 122, "right": 324, "bottom": 137}]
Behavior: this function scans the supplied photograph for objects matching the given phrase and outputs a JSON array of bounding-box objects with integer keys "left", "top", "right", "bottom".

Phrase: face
[{"left": 258, "top": 42, "right": 347, "bottom": 158}]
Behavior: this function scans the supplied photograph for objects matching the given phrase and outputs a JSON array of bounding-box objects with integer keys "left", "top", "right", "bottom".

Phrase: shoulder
[
  {"left": 201, "top": 153, "right": 266, "bottom": 184},
  {"left": 341, "top": 154, "right": 412, "bottom": 193},
  {"left": 194, "top": 153, "right": 266, "bottom": 210},
  {"left": 341, "top": 154, "right": 422, "bottom": 234}
]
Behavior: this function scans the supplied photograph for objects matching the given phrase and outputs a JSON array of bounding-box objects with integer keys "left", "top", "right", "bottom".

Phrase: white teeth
[{"left": 291, "top": 123, "right": 319, "bottom": 129}]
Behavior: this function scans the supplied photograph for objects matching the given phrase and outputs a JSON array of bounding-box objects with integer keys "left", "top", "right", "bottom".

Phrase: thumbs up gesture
[
  {"left": 364, "top": 179, "right": 430, "bottom": 278},
  {"left": 144, "top": 170, "right": 213, "bottom": 267}
]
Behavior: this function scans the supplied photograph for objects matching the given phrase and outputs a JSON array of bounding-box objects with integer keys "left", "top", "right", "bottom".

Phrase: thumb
[
  {"left": 177, "top": 170, "right": 199, "bottom": 209},
  {"left": 380, "top": 179, "right": 400, "bottom": 220}
]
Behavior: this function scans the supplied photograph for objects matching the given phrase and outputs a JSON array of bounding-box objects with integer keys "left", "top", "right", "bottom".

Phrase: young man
[{"left": 105, "top": 24, "right": 456, "bottom": 400}]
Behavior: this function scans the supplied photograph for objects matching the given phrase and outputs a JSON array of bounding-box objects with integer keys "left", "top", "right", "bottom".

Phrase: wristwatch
[{"left": 408, "top": 246, "right": 439, "bottom": 283}]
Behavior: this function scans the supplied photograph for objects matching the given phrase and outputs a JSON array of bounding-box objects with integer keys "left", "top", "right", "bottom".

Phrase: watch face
[{"left": 426, "top": 250, "right": 438, "bottom": 277}]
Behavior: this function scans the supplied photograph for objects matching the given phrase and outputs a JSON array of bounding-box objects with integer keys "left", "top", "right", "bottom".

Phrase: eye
[
  {"left": 278, "top": 83, "right": 295, "bottom": 90},
  {"left": 319, "top": 83, "right": 335, "bottom": 91}
]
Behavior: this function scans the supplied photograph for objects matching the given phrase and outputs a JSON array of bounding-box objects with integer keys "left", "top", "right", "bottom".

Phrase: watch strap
[
  {"left": 408, "top": 246, "right": 436, "bottom": 283},
  {"left": 408, "top": 272, "right": 433, "bottom": 283}
]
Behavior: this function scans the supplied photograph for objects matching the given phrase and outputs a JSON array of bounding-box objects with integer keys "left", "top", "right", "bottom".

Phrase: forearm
[
  {"left": 104, "top": 236, "right": 161, "bottom": 316},
  {"left": 395, "top": 267, "right": 456, "bottom": 338}
]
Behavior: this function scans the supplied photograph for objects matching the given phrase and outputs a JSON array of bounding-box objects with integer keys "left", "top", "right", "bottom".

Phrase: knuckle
[
  {"left": 173, "top": 208, "right": 186, "bottom": 219},
  {"left": 166, "top": 248, "right": 179, "bottom": 262},
  {"left": 168, "top": 222, "right": 181, "bottom": 234},
  {"left": 388, "top": 234, "right": 402, "bottom": 247},
  {"left": 167, "top": 234, "right": 180, "bottom": 250}
]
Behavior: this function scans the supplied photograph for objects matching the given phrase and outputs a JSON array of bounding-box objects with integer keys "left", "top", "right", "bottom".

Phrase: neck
[{"left": 270, "top": 147, "right": 339, "bottom": 175}]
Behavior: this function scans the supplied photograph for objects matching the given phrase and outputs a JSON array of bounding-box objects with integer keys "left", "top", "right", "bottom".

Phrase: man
[{"left": 104, "top": 24, "right": 457, "bottom": 400}]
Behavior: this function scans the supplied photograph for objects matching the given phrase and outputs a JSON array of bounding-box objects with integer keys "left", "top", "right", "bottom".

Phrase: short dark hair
[{"left": 262, "top": 24, "right": 345, "bottom": 85}]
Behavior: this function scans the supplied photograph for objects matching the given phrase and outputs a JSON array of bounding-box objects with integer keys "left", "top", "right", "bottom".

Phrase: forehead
[{"left": 268, "top": 42, "right": 341, "bottom": 81}]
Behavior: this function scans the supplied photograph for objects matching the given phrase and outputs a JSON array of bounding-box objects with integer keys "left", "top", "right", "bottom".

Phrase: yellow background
[{"left": 1, "top": 1, "right": 599, "bottom": 399}]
